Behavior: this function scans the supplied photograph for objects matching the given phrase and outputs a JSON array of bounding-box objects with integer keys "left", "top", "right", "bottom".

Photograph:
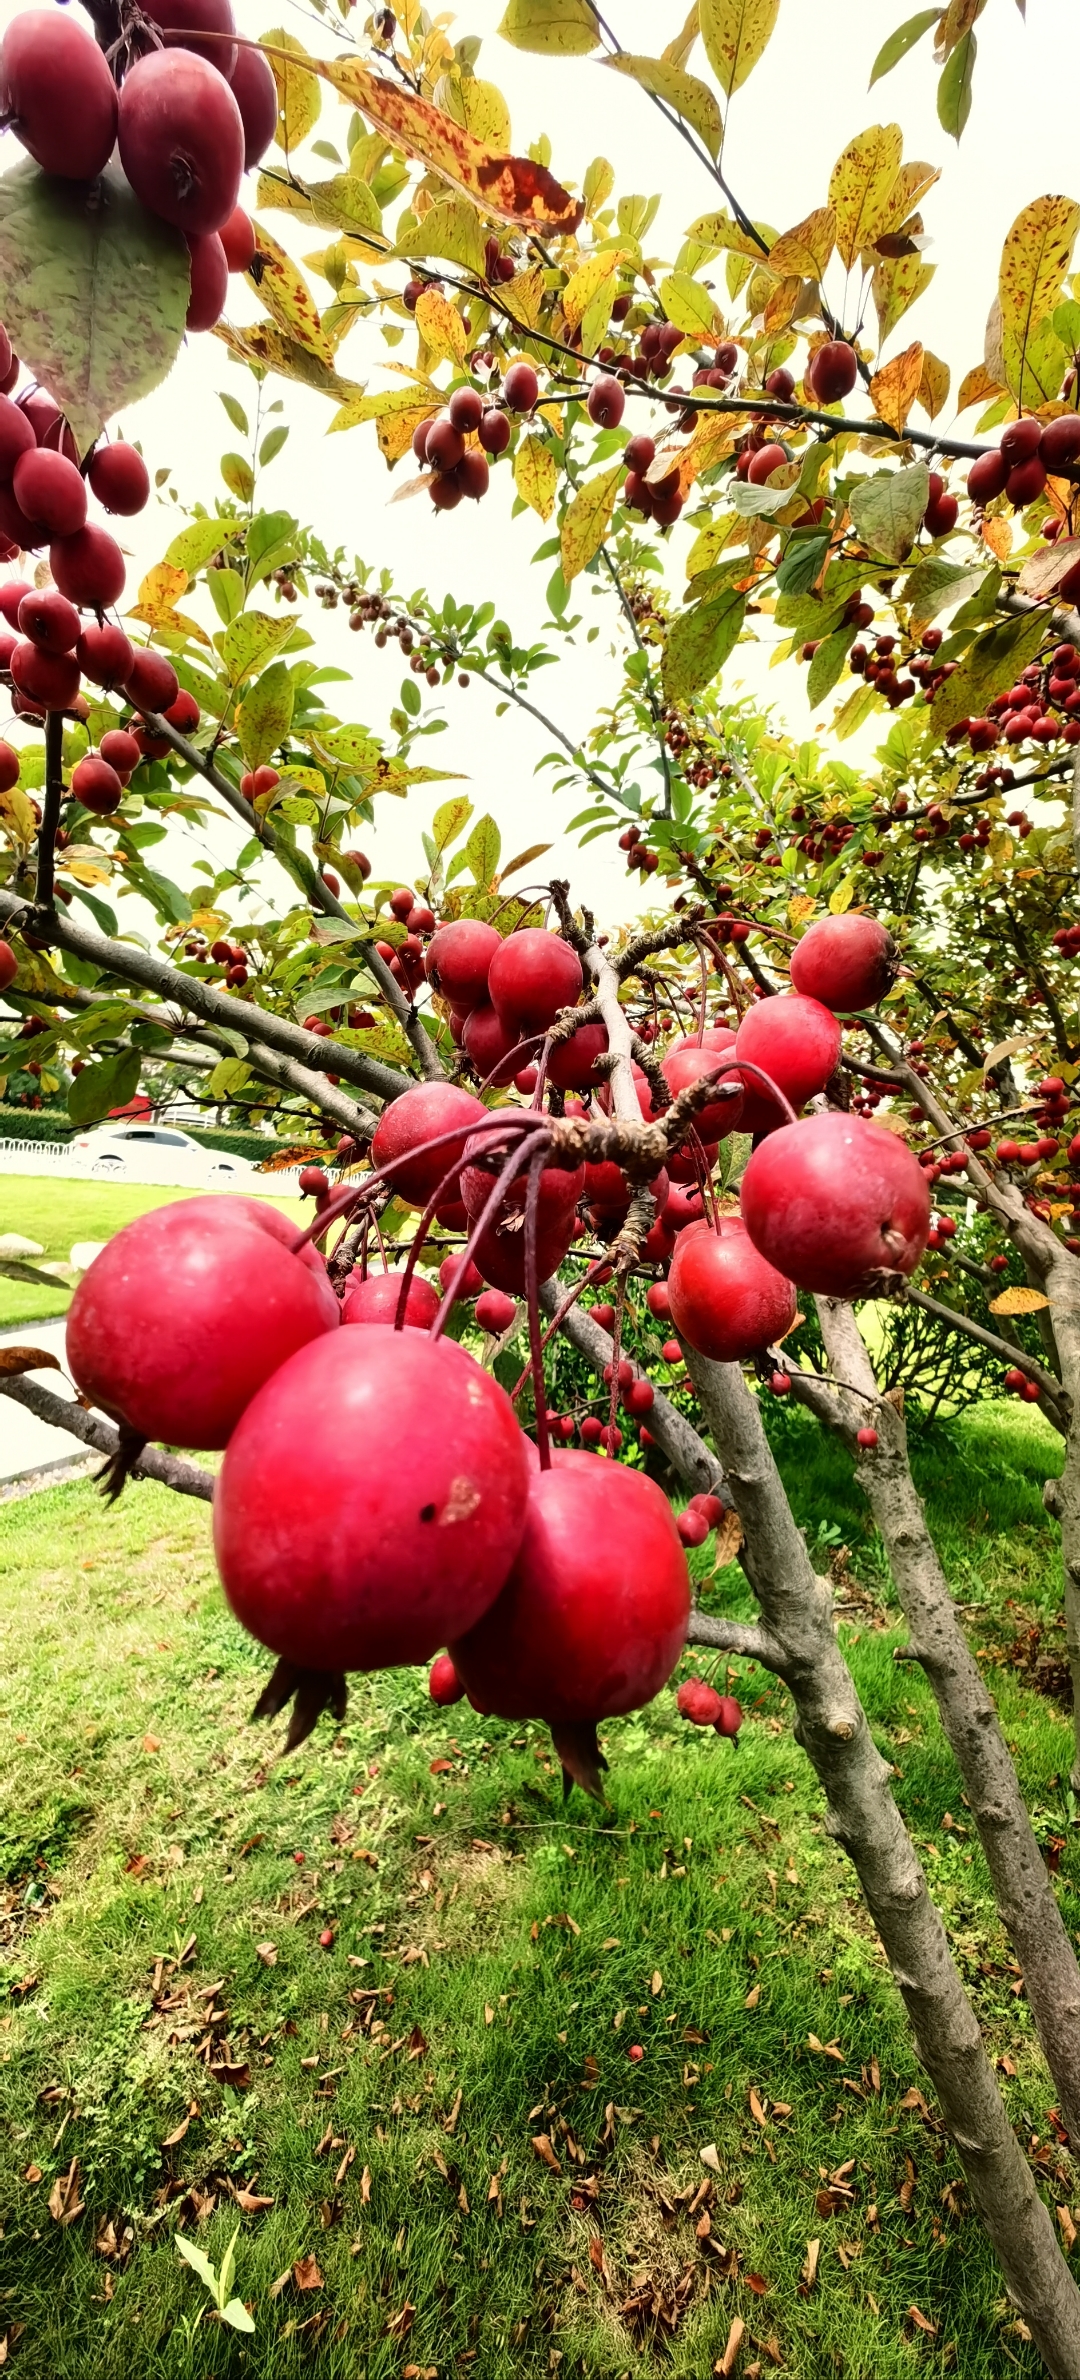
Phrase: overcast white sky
[{"left": 3, "top": 0, "right": 1080, "bottom": 924}]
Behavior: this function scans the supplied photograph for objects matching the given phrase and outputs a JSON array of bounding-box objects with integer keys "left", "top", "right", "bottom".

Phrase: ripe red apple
[
  {"left": 141, "top": 0, "right": 238, "bottom": 74},
  {"left": 12, "top": 449, "right": 86, "bottom": 537},
  {"left": 733, "top": 992, "right": 842, "bottom": 1131},
  {"left": 370, "top": 1080, "right": 488, "bottom": 1208},
  {"left": 788, "top": 913, "right": 897, "bottom": 1014},
  {"left": 740, "top": 1112, "right": 932, "bottom": 1296},
  {"left": 341, "top": 1268, "right": 442, "bottom": 1329},
  {"left": 0, "top": 10, "right": 118, "bottom": 180},
  {"left": 449, "top": 1450, "right": 689, "bottom": 1723},
  {"left": 429, "top": 1652, "right": 465, "bottom": 1705},
  {"left": 809, "top": 341, "right": 857, "bottom": 404},
  {"left": 185, "top": 231, "right": 229, "bottom": 331},
  {"left": 118, "top": 49, "right": 244, "bottom": 237},
  {"left": 67, "top": 1196, "right": 340, "bottom": 1448},
  {"left": 125, "top": 648, "right": 180, "bottom": 713},
  {"left": 667, "top": 1218, "right": 796, "bottom": 1362},
  {"left": 50, "top": 525, "right": 126, "bottom": 609},
  {"left": 87, "top": 443, "right": 151, "bottom": 517},
  {"left": 488, "top": 927, "right": 582, "bottom": 1035},
  {"left": 424, "top": 918, "right": 501, "bottom": 1010},
  {"left": 9, "top": 638, "right": 79, "bottom": 711},
  {"left": 214, "top": 1329, "right": 530, "bottom": 1670},
  {"left": 0, "top": 938, "right": 17, "bottom": 991},
  {"left": 17, "top": 589, "right": 80, "bottom": 654},
  {"left": 228, "top": 38, "right": 279, "bottom": 169},
  {"left": 71, "top": 754, "right": 123, "bottom": 814}
]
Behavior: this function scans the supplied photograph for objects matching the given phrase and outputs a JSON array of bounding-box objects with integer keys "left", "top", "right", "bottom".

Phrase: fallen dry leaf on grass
[{"left": 47, "top": 2160, "right": 84, "bottom": 2225}]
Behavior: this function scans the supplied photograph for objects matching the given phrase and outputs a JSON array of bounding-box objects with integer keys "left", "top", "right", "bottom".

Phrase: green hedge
[{"left": 0, "top": 1108, "right": 275, "bottom": 1162}]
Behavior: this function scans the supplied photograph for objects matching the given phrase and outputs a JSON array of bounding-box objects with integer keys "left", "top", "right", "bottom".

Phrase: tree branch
[
  {"left": 0, "top": 1374, "right": 214, "bottom": 1500},
  {"left": 900, "top": 1284, "right": 1067, "bottom": 1419},
  {"left": 140, "top": 705, "right": 444, "bottom": 1081},
  {"left": 0, "top": 885, "right": 410, "bottom": 1109},
  {"left": 686, "top": 1607, "right": 788, "bottom": 1671}
]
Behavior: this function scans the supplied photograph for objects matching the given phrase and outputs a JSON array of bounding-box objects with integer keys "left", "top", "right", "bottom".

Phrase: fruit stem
[
  {"left": 523, "top": 1147, "right": 553, "bottom": 1470},
  {"left": 430, "top": 1130, "right": 547, "bottom": 1343},
  {"left": 35, "top": 711, "right": 65, "bottom": 917}
]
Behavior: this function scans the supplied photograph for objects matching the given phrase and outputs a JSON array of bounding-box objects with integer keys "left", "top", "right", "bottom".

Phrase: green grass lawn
[
  {"left": 0, "top": 1402, "right": 1074, "bottom": 2378},
  {"left": 0, "top": 1178, "right": 306, "bottom": 1330}
]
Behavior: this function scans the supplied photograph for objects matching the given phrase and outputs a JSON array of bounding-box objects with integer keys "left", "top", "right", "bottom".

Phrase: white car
[{"left": 71, "top": 1122, "right": 259, "bottom": 1186}]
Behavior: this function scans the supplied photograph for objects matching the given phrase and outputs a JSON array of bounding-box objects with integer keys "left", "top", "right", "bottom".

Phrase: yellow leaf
[
  {"left": 505, "top": 263, "right": 546, "bottom": 330},
  {"left": 433, "top": 71, "right": 512, "bottom": 149},
  {"left": 377, "top": 406, "right": 436, "bottom": 464},
  {"left": 560, "top": 462, "right": 623, "bottom": 580},
  {"left": 982, "top": 512, "right": 1012, "bottom": 561},
  {"left": 397, "top": 195, "right": 487, "bottom": 278},
  {"left": 999, "top": 195, "right": 1080, "bottom": 358},
  {"left": 871, "top": 161, "right": 940, "bottom": 239},
  {"left": 829, "top": 876, "right": 856, "bottom": 915},
  {"left": 679, "top": 413, "right": 743, "bottom": 492},
  {"left": 787, "top": 893, "right": 815, "bottom": 928},
  {"left": 659, "top": 271, "right": 722, "bottom": 344},
  {"left": 768, "top": 207, "right": 835, "bottom": 280},
  {"left": 262, "top": 28, "right": 321, "bottom": 150},
  {"left": 699, "top": 0, "right": 780, "bottom": 97},
  {"left": 514, "top": 435, "right": 557, "bottom": 520},
  {"left": 873, "top": 253, "right": 935, "bottom": 346},
  {"left": 688, "top": 208, "right": 773, "bottom": 259},
  {"left": 328, "top": 380, "right": 440, "bottom": 432},
  {"left": 957, "top": 362, "right": 1002, "bottom": 413},
  {"left": 498, "top": 0, "right": 599, "bottom": 53},
  {"left": 0, "top": 784, "right": 35, "bottom": 842},
  {"left": 870, "top": 341, "right": 924, "bottom": 433},
  {"left": 663, "top": 3, "right": 700, "bottom": 70},
  {"left": 562, "top": 250, "right": 619, "bottom": 330},
  {"left": 916, "top": 350, "right": 950, "bottom": 420},
  {"left": 415, "top": 287, "right": 467, "bottom": 365},
  {"left": 603, "top": 54, "right": 722, "bottom": 159},
  {"left": 763, "top": 276, "right": 800, "bottom": 336},
  {"left": 249, "top": 222, "right": 333, "bottom": 367},
  {"left": 306, "top": 53, "right": 583, "bottom": 233},
  {"left": 989, "top": 1286, "right": 1051, "bottom": 1316},
  {"left": 129, "top": 562, "right": 188, "bottom": 626},
  {"left": 829, "top": 124, "right": 904, "bottom": 271}
]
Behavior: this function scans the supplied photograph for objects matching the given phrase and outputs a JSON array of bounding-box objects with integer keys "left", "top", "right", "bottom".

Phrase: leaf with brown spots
[
  {"left": 248, "top": 222, "right": 333, "bottom": 366},
  {"left": 304, "top": 57, "right": 582, "bottom": 232}
]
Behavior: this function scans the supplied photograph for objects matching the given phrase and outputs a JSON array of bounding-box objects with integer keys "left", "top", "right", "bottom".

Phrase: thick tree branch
[
  {"left": 0, "top": 885, "right": 410, "bottom": 1108},
  {"left": 0, "top": 1375, "right": 214, "bottom": 1501},
  {"left": 680, "top": 1344, "right": 1080, "bottom": 2369},
  {"left": 686, "top": 1607, "right": 787, "bottom": 1671},
  {"left": 813, "top": 1293, "right": 1080, "bottom": 2152}
]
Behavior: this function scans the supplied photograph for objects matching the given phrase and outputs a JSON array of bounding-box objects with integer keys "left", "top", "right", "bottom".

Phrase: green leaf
[
  {"left": 937, "top": 29, "right": 976, "bottom": 139},
  {"left": 868, "top": 9, "right": 940, "bottom": 87},
  {"left": 661, "top": 588, "right": 746, "bottom": 702},
  {"left": 806, "top": 628, "right": 852, "bottom": 709},
  {"left": 238, "top": 660, "right": 295, "bottom": 768},
  {"left": 465, "top": 811, "right": 502, "bottom": 887},
  {"left": 497, "top": 0, "right": 600, "bottom": 53},
  {"left": 131, "top": 866, "right": 192, "bottom": 925},
  {"left": 848, "top": 460, "right": 930, "bottom": 562},
  {"left": 658, "top": 271, "right": 721, "bottom": 345},
  {"left": 925, "top": 606, "right": 1049, "bottom": 748},
  {"left": 219, "top": 391, "right": 249, "bottom": 435},
  {"left": 67, "top": 1046, "right": 141, "bottom": 1127},
  {"left": 901, "top": 556, "right": 993, "bottom": 631},
  {"left": 207, "top": 569, "right": 245, "bottom": 627},
  {"left": 260, "top": 425, "right": 290, "bottom": 467},
  {"left": 432, "top": 796, "right": 473, "bottom": 854},
  {"left": 247, "top": 510, "right": 300, "bottom": 583},
  {"left": 175, "top": 2234, "right": 218, "bottom": 2293},
  {"left": 218, "top": 611, "right": 296, "bottom": 686},
  {"left": 208, "top": 1057, "right": 251, "bottom": 1098},
  {"left": 221, "top": 452, "right": 256, "bottom": 503},
  {"left": 400, "top": 677, "right": 422, "bottom": 716},
  {"left": 165, "top": 519, "right": 238, "bottom": 576},
  {"left": 0, "top": 159, "right": 189, "bottom": 455},
  {"left": 775, "top": 535, "right": 829, "bottom": 597},
  {"left": 396, "top": 198, "right": 487, "bottom": 278},
  {"left": 603, "top": 55, "right": 723, "bottom": 159}
]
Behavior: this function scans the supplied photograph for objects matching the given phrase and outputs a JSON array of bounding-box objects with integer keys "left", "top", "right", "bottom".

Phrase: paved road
[{"left": 0, "top": 1316, "right": 100, "bottom": 1487}]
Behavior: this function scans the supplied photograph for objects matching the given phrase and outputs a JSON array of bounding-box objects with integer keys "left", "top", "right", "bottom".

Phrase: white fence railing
[{"left": 0, "top": 1139, "right": 309, "bottom": 1195}]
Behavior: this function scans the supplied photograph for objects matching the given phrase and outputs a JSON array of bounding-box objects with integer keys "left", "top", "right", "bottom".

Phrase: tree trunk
[
  {"left": 811, "top": 1293, "right": 1080, "bottom": 2150},
  {"left": 683, "top": 1346, "right": 1080, "bottom": 2378}
]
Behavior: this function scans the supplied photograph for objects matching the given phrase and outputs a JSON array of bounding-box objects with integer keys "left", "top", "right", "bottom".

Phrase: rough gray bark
[
  {"left": 0, "top": 885, "right": 409, "bottom": 1109},
  {"left": 808, "top": 1293, "right": 1080, "bottom": 2151},
  {"left": 0, "top": 1375, "right": 214, "bottom": 1500},
  {"left": 683, "top": 1344, "right": 1080, "bottom": 2377}
]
